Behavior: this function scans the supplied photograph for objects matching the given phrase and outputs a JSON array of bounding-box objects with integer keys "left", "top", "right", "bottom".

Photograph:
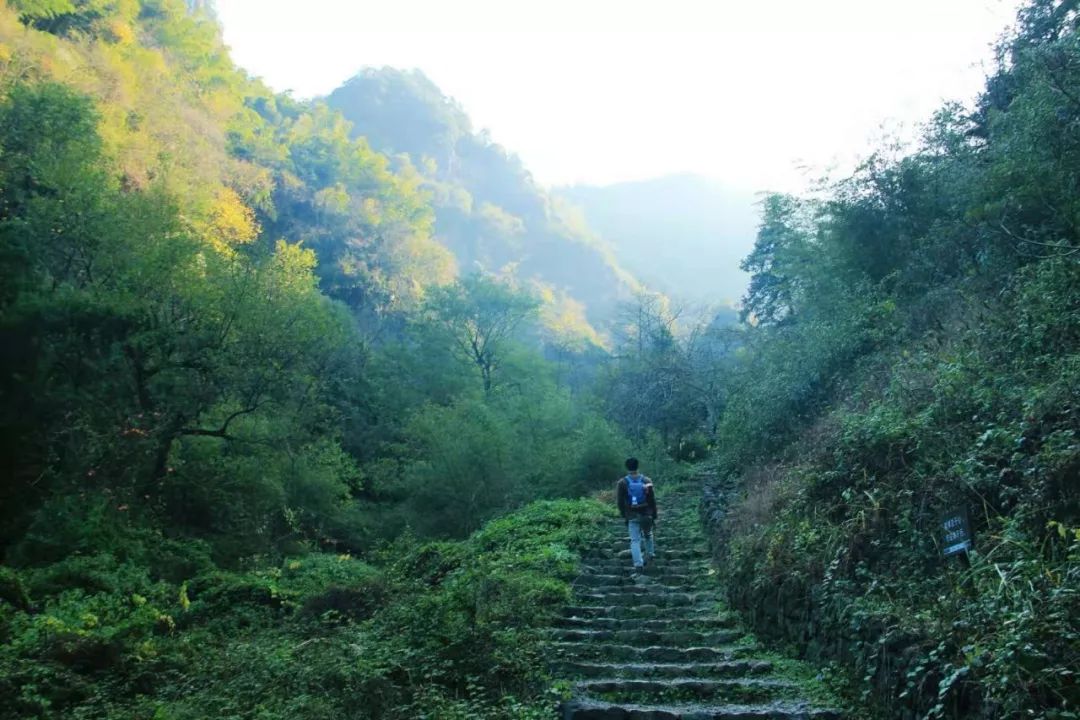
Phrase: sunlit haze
[{"left": 215, "top": 0, "right": 1022, "bottom": 192}]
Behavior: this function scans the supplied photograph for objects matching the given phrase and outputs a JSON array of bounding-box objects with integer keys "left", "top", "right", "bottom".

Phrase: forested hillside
[
  {"left": 559, "top": 174, "right": 758, "bottom": 307},
  {"left": 2, "top": 0, "right": 1079, "bottom": 718},
  {"left": 0, "top": 2, "right": 674, "bottom": 717},
  {"left": 691, "top": 2, "right": 1080, "bottom": 717},
  {"left": 327, "top": 68, "right": 642, "bottom": 344}
]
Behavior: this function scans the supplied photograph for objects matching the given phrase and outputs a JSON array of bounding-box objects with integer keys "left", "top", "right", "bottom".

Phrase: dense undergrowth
[
  {"left": 706, "top": 2, "right": 1080, "bottom": 717},
  {"left": 0, "top": 497, "right": 610, "bottom": 719},
  {"left": 719, "top": 259, "right": 1080, "bottom": 718}
]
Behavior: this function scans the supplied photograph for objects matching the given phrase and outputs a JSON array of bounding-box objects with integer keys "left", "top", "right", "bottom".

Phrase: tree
[
  {"left": 739, "top": 194, "right": 815, "bottom": 325},
  {"left": 424, "top": 275, "right": 538, "bottom": 393},
  {"left": 601, "top": 293, "right": 710, "bottom": 447}
]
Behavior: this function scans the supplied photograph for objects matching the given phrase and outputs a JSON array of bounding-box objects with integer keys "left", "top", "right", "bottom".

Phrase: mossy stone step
[
  {"left": 585, "top": 548, "right": 709, "bottom": 561},
  {"left": 555, "top": 616, "right": 738, "bottom": 631},
  {"left": 583, "top": 561, "right": 708, "bottom": 569},
  {"left": 574, "top": 573, "right": 706, "bottom": 588},
  {"left": 597, "top": 540, "right": 710, "bottom": 553},
  {"left": 576, "top": 592, "right": 714, "bottom": 607},
  {"left": 575, "top": 677, "right": 801, "bottom": 704},
  {"left": 547, "top": 628, "right": 742, "bottom": 645},
  {"left": 581, "top": 583, "right": 703, "bottom": 595},
  {"left": 561, "top": 699, "right": 843, "bottom": 720},
  {"left": 547, "top": 642, "right": 751, "bottom": 664},
  {"left": 555, "top": 660, "right": 774, "bottom": 679},
  {"left": 554, "top": 489, "right": 844, "bottom": 720},
  {"left": 561, "top": 604, "right": 719, "bottom": 620}
]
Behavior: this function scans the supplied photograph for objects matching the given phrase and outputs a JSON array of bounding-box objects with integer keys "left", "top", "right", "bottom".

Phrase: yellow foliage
[
  {"left": 202, "top": 187, "right": 258, "bottom": 254},
  {"left": 384, "top": 233, "right": 458, "bottom": 309},
  {"left": 178, "top": 582, "right": 191, "bottom": 612},
  {"left": 536, "top": 285, "right": 603, "bottom": 348},
  {"left": 106, "top": 20, "right": 136, "bottom": 46},
  {"left": 272, "top": 240, "right": 319, "bottom": 294}
]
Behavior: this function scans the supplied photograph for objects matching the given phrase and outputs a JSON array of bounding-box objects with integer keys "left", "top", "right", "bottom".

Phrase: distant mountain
[
  {"left": 326, "top": 69, "right": 643, "bottom": 344},
  {"left": 559, "top": 175, "right": 760, "bottom": 307}
]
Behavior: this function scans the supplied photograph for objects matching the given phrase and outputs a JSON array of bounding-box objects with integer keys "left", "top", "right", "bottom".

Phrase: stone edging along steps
[{"left": 548, "top": 486, "right": 844, "bottom": 720}]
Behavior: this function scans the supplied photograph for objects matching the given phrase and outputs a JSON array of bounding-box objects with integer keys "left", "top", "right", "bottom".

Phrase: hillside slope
[
  {"left": 697, "top": 3, "right": 1080, "bottom": 717},
  {"left": 0, "top": 4, "right": 654, "bottom": 717},
  {"left": 327, "top": 68, "right": 646, "bottom": 344}
]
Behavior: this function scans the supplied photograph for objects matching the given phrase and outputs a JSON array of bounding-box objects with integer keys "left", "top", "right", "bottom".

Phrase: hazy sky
[{"left": 215, "top": 0, "right": 1023, "bottom": 192}]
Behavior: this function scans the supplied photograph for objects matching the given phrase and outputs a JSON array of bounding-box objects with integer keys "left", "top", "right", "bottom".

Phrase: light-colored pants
[{"left": 628, "top": 515, "right": 655, "bottom": 568}]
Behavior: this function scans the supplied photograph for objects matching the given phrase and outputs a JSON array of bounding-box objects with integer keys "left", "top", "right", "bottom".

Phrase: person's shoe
[{"left": 632, "top": 565, "right": 644, "bottom": 573}]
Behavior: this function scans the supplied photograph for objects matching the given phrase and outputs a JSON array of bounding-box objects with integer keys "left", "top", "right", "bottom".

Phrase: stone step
[
  {"left": 547, "top": 642, "right": 751, "bottom": 664},
  {"left": 575, "top": 592, "right": 714, "bottom": 607},
  {"left": 582, "top": 552, "right": 703, "bottom": 563},
  {"left": 584, "top": 549, "right": 710, "bottom": 561},
  {"left": 578, "top": 568, "right": 709, "bottom": 580},
  {"left": 619, "top": 536, "right": 707, "bottom": 544},
  {"left": 582, "top": 560, "right": 709, "bottom": 572},
  {"left": 574, "top": 677, "right": 800, "bottom": 704},
  {"left": 561, "top": 605, "right": 718, "bottom": 620},
  {"left": 554, "top": 659, "right": 774, "bottom": 679},
  {"left": 580, "top": 583, "right": 702, "bottom": 595},
  {"left": 546, "top": 628, "right": 742, "bottom": 645},
  {"left": 561, "top": 699, "right": 843, "bottom": 720},
  {"left": 555, "top": 616, "right": 738, "bottom": 631},
  {"left": 598, "top": 530, "right": 703, "bottom": 539},
  {"left": 554, "top": 489, "right": 843, "bottom": 720},
  {"left": 597, "top": 541, "right": 711, "bottom": 554},
  {"left": 574, "top": 573, "right": 706, "bottom": 588}
]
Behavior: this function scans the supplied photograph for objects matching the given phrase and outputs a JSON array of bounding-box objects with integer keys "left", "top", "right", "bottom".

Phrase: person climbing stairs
[{"left": 548, "top": 486, "right": 844, "bottom": 720}]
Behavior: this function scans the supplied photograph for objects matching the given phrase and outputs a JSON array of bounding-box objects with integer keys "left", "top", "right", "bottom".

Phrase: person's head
[{"left": 625, "top": 457, "right": 639, "bottom": 473}]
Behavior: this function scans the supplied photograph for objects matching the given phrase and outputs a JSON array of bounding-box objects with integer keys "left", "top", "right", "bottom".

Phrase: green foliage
[
  {"left": 423, "top": 274, "right": 540, "bottom": 393},
  {"left": 379, "top": 376, "right": 626, "bottom": 538},
  {"left": 0, "top": 8, "right": 654, "bottom": 720},
  {"left": 0, "top": 499, "right": 609, "bottom": 720},
  {"left": 599, "top": 293, "right": 721, "bottom": 449},
  {"left": 349, "top": 498, "right": 609, "bottom": 719},
  {"left": 710, "top": 4, "right": 1080, "bottom": 714},
  {"left": 9, "top": 0, "right": 77, "bottom": 21}
]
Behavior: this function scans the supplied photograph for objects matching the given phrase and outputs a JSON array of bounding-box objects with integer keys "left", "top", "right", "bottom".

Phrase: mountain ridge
[{"left": 326, "top": 67, "right": 655, "bottom": 345}]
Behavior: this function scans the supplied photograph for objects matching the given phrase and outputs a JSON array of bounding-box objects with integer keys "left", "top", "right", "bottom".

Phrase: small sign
[{"left": 941, "top": 508, "right": 973, "bottom": 557}]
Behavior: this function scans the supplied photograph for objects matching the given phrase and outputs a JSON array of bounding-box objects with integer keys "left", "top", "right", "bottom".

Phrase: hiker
[{"left": 615, "top": 457, "right": 657, "bottom": 572}]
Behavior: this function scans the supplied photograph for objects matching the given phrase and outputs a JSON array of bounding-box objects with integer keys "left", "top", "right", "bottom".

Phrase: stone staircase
[{"left": 550, "top": 488, "right": 843, "bottom": 720}]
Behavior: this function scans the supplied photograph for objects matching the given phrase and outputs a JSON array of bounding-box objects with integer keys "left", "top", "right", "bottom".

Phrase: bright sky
[{"left": 215, "top": 0, "right": 1023, "bottom": 192}]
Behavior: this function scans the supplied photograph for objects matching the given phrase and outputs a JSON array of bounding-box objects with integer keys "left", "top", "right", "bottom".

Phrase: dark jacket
[{"left": 615, "top": 475, "right": 657, "bottom": 521}]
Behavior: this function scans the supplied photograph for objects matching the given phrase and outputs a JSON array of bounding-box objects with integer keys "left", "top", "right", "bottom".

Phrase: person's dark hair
[{"left": 625, "top": 457, "right": 639, "bottom": 472}]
